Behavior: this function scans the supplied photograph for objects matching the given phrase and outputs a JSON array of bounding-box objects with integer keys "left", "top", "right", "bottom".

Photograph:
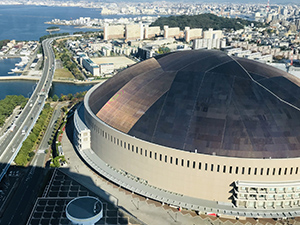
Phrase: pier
[{"left": 46, "top": 27, "right": 60, "bottom": 34}]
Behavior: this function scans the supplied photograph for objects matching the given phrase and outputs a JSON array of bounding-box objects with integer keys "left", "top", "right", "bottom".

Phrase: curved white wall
[{"left": 84, "top": 86, "right": 300, "bottom": 205}]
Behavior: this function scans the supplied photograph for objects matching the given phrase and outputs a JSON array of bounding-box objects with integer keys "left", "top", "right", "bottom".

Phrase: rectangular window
[
  {"left": 199, "top": 162, "right": 201, "bottom": 170},
  {"left": 217, "top": 165, "right": 220, "bottom": 172},
  {"left": 284, "top": 168, "right": 287, "bottom": 175},
  {"left": 102, "top": 130, "right": 104, "bottom": 137},
  {"left": 117, "top": 139, "right": 119, "bottom": 145},
  {"left": 105, "top": 132, "right": 107, "bottom": 139},
  {"left": 150, "top": 151, "right": 152, "bottom": 158},
  {"left": 296, "top": 167, "right": 299, "bottom": 174},
  {"left": 145, "top": 150, "right": 147, "bottom": 157},
  {"left": 111, "top": 136, "right": 113, "bottom": 142},
  {"left": 235, "top": 167, "right": 238, "bottom": 174},
  {"left": 155, "top": 153, "right": 157, "bottom": 160},
  {"left": 290, "top": 167, "right": 293, "bottom": 175},
  {"left": 248, "top": 167, "right": 251, "bottom": 175},
  {"left": 273, "top": 168, "right": 276, "bottom": 175},
  {"left": 267, "top": 168, "right": 270, "bottom": 175},
  {"left": 193, "top": 161, "right": 195, "bottom": 169},
  {"left": 278, "top": 168, "right": 282, "bottom": 175},
  {"left": 132, "top": 145, "right": 134, "bottom": 152},
  {"left": 229, "top": 166, "right": 232, "bottom": 174},
  {"left": 114, "top": 137, "right": 116, "bottom": 144},
  {"left": 223, "top": 165, "right": 226, "bottom": 173},
  {"left": 254, "top": 168, "right": 257, "bottom": 175},
  {"left": 159, "top": 154, "right": 162, "bottom": 161},
  {"left": 170, "top": 157, "right": 173, "bottom": 164},
  {"left": 128, "top": 143, "right": 130, "bottom": 150},
  {"left": 136, "top": 146, "right": 138, "bottom": 153},
  {"left": 176, "top": 158, "right": 178, "bottom": 165},
  {"left": 205, "top": 163, "right": 208, "bottom": 171},
  {"left": 187, "top": 160, "right": 190, "bottom": 167},
  {"left": 120, "top": 140, "right": 122, "bottom": 147},
  {"left": 242, "top": 167, "right": 245, "bottom": 174},
  {"left": 165, "top": 155, "right": 167, "bottom": 163},
  {"left": 211, "top": 164, "right": 214, "bottom": 172},
  {"left": 140, "top": 148, "right": 143, "bottom": 155},
  {"left": 181, "top": 159, "right": 184, "bottom": 167}
]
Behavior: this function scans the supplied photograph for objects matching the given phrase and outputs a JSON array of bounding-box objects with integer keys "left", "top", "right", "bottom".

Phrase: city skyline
[{"left": 0, "top": 0, "right": 299, "bottom": 5}]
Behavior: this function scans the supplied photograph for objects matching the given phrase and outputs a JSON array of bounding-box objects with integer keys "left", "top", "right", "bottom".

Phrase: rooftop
[{"left": 89, "top": 49, "right": 300, "bottom": 159}]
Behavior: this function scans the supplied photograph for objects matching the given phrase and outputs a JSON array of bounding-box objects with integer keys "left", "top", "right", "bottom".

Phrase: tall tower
[{"left": 266, "top": 0, "right": 270, "bottom": 13}]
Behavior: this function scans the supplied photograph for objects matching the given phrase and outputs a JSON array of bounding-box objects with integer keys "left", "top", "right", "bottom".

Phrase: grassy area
[{"left": 54, "top": 68, "right": 74, "bottom": 79}]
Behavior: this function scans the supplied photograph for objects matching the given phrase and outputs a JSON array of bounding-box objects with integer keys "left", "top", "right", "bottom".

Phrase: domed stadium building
[{"left": 73, "top": 49, "right": 300, "bottom": 219}]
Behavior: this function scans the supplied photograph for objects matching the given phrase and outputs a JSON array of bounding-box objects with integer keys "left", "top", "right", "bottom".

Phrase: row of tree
[
  {"left": 150, "top": 13, "right": 264, "bottom": 31},
  {"left": 59, "top": 52, "right": 84, "bottom": 80},
  {"left": 11, "top": 90, "right": 87, "bottom": 167},
  {"left": 53, "top": 39, "right": 85, "bottom": 80},
  {"left": 50, "top": 91, "right": 86, "bottom": 103},
  {"left": 15, "top": 103, "right": 53, "bottom": 166},
  {"left": 0, "top": 95, "right": 28, "bottom": 127}
]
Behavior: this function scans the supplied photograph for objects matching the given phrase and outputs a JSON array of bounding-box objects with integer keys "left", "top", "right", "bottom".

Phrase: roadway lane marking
[{"left": 37, "top": 149, "right": 44, "bottom": 154}]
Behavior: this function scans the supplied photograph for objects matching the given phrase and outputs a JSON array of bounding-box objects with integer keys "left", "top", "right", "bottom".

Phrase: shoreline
[{"left": 0, "top": 75, "right": 104, "bottom": 85}]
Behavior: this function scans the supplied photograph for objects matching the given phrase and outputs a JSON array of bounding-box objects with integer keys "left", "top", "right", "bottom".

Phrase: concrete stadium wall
[{"left": 84, "top": 84, "right": 300, "bottom": 205}]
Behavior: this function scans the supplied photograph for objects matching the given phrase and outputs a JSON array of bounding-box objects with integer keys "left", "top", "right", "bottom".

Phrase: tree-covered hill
[{"left": 150, "top": 13, "right": 264, "bottom": 31}]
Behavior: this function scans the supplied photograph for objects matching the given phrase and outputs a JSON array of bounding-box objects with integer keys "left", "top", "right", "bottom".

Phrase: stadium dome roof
[{"left": 88, "top": 49, "right": 300, "bottom": 158}]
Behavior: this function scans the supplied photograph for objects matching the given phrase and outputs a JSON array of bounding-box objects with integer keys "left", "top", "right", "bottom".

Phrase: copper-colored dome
[{"left": 88, "top": 49, "right": 300, "bottom": 158}]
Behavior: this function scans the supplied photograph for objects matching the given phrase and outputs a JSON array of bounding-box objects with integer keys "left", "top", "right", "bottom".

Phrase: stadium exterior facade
[{"left": 74, "top": 50, "right": 300, "bottom": 219}]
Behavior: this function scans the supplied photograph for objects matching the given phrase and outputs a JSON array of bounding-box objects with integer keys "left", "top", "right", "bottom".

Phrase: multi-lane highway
[{"left": 0, "top": 38, "right": 55, "bottom": 180}]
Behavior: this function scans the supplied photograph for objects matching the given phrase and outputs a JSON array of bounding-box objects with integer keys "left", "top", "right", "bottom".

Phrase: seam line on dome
[
  {"left": 182, "top": 70, "right": 207, "bottom": 150},
  {"left": 204, "top": 58, "right": 235, "bottom": 74},
  {"left": 175, "top": 53, "right": 223, "bottom": 72},
  {"left": 229, "top": 56, "right": 300, "bottom": 112}
]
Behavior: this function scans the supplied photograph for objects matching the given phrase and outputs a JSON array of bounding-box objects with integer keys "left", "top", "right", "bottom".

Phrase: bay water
[{"left": 0, "top": 5, "right": 127, "bottom": 99}]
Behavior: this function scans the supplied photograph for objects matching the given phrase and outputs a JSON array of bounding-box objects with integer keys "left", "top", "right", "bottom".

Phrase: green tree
[
  {"left": 67, "top": 93, "right": 74, "bottom": 100},
  {"left": 52, "top": 94, "right": 59, "bottom": 101},
  {"left": 150, "top": 13, "right": 265, "bottom": 31}
]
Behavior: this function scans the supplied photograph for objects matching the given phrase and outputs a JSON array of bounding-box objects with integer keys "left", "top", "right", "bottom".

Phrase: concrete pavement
[
  {"left": 61, "top": 121, "right": 219, "bottom": 225},
  {"left": 61, "top": 118, "right": 300, "bottom": 225}
]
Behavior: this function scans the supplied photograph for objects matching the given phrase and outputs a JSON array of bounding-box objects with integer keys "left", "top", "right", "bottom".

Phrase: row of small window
[
  {"left": 91, "top": 124, "right": 300, "bottom": 176},
  {"left": 238, "top": 193, "right": 300, "bottom": 200},
  {"left": 237, "top": 200, "right": 300, "bottom": 208},
  {"left": 238, "top": 186, "right": 300, "bottom": 193}
]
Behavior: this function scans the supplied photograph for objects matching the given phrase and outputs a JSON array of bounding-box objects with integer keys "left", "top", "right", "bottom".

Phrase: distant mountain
[{"left": 150, "top": 13, "right": 264, "bottom": 31}]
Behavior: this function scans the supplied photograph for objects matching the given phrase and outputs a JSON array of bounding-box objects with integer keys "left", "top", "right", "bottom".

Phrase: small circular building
[
  {"left": 74, "top": 49, "right": 300, "bottom": 219},
  {"left": 66, "top": 196, "right": 103, "bottom": 225}
]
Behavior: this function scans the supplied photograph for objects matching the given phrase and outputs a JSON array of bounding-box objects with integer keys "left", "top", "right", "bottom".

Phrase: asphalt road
[
  {"left": 38, "top": 105, "right": 61, "bottom": 152},
  {"left": 0, "top": 38, "right": 55, "bottom": 181}
]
